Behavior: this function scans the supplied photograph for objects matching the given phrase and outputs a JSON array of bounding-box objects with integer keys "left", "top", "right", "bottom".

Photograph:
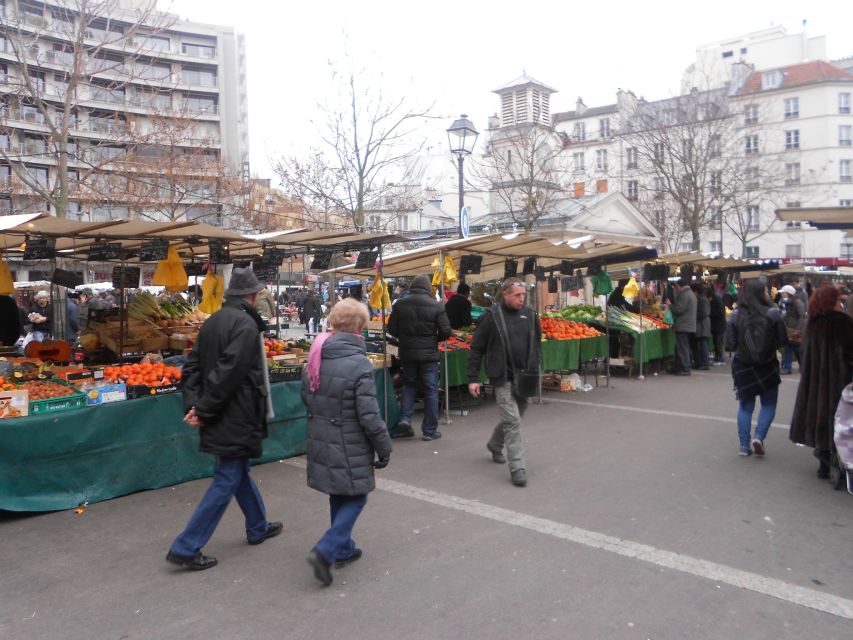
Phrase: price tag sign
[
  {"left": 112, "top": 266, "right": 141, "bottom": 289},
  {"left": 208, "top": 239, "right": 230, "bottom": 264},
  {"left": 139, "top": 238, "right": 169, "bottom": 261},
  {"left": 88, "top": 242, "right": 122, "bottom": 261},
  {"left": 23, "top": 237, "right": 56, "bottom": 260}
]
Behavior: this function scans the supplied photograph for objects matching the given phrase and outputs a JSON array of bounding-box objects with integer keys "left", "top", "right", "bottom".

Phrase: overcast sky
[{"left": 160, "top": 0, "right": 851, "bottom": 181}]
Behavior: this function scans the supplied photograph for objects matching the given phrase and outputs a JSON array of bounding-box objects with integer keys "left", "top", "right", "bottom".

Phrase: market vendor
[
  {"left": 28, "top": 290, "right": 52, "bottom": 341},
  {"left": 445, "top": 283, "right": 473, "bottom": 329}
]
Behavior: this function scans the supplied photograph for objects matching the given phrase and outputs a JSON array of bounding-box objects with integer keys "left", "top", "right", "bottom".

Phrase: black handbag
[{"left": 493, "top": 305, "right": 540, "bottom": 398}]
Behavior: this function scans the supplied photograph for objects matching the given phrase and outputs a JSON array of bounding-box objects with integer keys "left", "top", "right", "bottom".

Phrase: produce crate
[
  {"left": 269, "top": 364, "right": 303, "bottom": 383},
  {"left": 25, "top": 379, "right": 87, "bottom": 415}
]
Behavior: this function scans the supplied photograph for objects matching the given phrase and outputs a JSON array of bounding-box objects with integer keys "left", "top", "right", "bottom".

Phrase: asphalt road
[{"left": 2, "top": 367, "right": 852, "bottom": 640}]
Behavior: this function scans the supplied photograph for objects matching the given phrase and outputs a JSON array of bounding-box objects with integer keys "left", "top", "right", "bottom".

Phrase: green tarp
[
  {"left": 0, "top": 370, "right": 398, "bottom": 512},
  {"left": 631, "top": 329, "right": 676, "bottom": 364}
]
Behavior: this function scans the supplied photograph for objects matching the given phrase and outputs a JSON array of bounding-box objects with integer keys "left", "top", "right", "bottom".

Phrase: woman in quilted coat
[{"left": 301, "top": 298, "right": 393, "bottom": 586}]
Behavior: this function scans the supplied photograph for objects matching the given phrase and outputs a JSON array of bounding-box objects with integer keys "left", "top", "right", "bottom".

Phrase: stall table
[{"left": 0, "top": 370, "right": 398, "bottom": 512}]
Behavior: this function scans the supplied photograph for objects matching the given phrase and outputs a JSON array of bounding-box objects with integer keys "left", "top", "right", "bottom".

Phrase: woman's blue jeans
[
  {"left": 314, "top": 494, "right": 368, "bottom": 565},
  {"left": 737, "top": 385, "right": 779, "bottom": 449}
]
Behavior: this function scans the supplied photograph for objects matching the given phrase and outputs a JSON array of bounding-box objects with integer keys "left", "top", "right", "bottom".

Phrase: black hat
[{"left": 224, "top": 267, "right": 264, "bottom": 297}]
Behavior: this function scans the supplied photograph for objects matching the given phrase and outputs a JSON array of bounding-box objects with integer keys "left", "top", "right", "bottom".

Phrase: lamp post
[{"left": 447, "top": 114, "right": 478, "bottom": 238}]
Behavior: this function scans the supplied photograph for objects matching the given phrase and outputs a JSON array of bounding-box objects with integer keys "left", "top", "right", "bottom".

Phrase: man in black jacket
[
  {"left": 467, "top": 278, "right": 541, "bottom": 487},
  {"left": 445, "top": 283, "right": 473, "bottom": 329},
  {"left": 166, "top": 268, "right": 282, "bottom": 571},
  {"left": 387, "top": 274, "right": 452, "bottom": 440}
]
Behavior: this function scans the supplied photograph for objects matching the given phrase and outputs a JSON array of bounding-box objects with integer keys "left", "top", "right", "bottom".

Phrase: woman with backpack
[
  {"left": 789, "top": 286, "right": 853, "bottom": 478},
  {"left": 726, "top": 278, "right": 788, "bottom": 457}
]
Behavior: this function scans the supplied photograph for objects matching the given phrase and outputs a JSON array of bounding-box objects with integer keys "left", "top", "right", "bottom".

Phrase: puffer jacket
[
  {"left": 182, "top": 297, "right": 269, "bottom": 458},
  {"left": 301, "top": 332, "right": 392, "bottom": 496},
  {"left": 386, "top": 275, "right": 452, "bottom": 362}
]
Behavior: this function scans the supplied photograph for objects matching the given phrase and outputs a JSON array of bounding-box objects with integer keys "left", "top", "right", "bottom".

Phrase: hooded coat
[
  {"left": 789, "top": 311, "right": 853, "bottom": 451},
  {"left": 386, "top": 275, "right": 452, "bottom": 363},
  {"left": 181, "top": 297, "right": 269, "bottom": 458},
  {"left": 301, "top": 332, "right": 392, "bottom": 496}
]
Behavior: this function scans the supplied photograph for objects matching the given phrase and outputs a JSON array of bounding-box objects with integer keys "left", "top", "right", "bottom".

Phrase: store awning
[{"left": 776, "top": 207, "right": 853, "bottom": 230}]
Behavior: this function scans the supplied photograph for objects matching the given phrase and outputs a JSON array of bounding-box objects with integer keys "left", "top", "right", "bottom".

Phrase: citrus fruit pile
[
  {"left": 540, "top": 317, "right": 603, "bottom": 340},
  {"left": 102, "top": 362, "right": 182, "bottom": 386}
]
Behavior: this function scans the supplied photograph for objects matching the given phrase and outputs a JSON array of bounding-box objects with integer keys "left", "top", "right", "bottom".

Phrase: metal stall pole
[
  {"left": 604, "top": 293, "right": 611, "bottom": 387},
  {"left": 118, "top": 252, "right": 126, "bottom": 358},
  {"left": 638, "top": 277, "right": 645, "bottom": 381},
  {"left": 438, "top": 248, "right": 451, "bottom": 425},
  {"left": 378, "top": 244, "right": 388, "bottom": 426}
]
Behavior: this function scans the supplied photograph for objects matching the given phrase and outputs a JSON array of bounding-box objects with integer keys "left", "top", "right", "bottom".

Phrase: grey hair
[{"left": 501, "top": 277, "right": 525, "bottom": 293}]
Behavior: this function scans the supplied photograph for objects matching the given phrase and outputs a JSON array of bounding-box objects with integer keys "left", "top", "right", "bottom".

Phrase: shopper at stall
[
  {"left": 78, "top": 288, "right": 99, "bottom": 332},
  {"left": 707, "top": 288, "right": 727, "bottom": 365},
  {"left": 0, "top": 294, "right": 22, "bottom": 346},
  {"left": 726, "top": 278, "right": 787, "bottom": 457},
  {"left": 65, "top": 292, "right": 81, "bottom": 340},
  {"left": 789, "top": 286, "right": 853, "bottom": 478},
  {"left": 302, "top": 298, "right": 393, "bottom": 586},
  {"left": 255, "top": 285, "right": 276, "bottom": 321},
  {"left": 28, "top": 291, "right": 52, "bottom": 342},
  {"left": 302, "top": 290, "right": 323, "bottom": 333},
  {"left": 667, "top": 279, "right": 696, "bottom": 375},
  {"left": 467, "top": 278, "right": 541, "bottom": 487},
  {"left": 692, "top": 282, "right": 711, "bottom": 370},
  {"left": 166, "top": 267, "right": 282, "bottom": 572},
  {"left": 387, "top": 274, "right": 452, "bottom": 440},
  {"left": 778, "top": 285, "right": 805, "bottom": 375},
  {"left": 445, "top": 283, "right": 473, "bottom": 329}
]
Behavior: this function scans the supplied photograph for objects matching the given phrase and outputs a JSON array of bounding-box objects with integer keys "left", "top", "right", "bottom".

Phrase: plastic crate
[{"left": 24, "top": 379, "right": 87, "bottom": 415}]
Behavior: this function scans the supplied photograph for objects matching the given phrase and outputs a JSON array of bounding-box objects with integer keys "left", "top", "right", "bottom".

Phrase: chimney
[
  {"left": 488, "top": 113, "right": 500, "bottom": 130},
  {"left": 576, "top": 97, "right": 587, "bottom": 115}
]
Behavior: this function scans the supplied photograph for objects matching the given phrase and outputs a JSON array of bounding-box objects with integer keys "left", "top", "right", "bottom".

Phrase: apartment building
[
  {"left": 0, "top": 0, "right": 248, "bottom": 224},
  {"left": 484, "top": 28, "right": 853, "bottom": 263}
]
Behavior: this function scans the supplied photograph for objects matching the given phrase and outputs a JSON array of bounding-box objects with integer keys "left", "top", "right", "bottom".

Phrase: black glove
[{"left": 373, "top": 454, "right": 390, "bottom": 469}]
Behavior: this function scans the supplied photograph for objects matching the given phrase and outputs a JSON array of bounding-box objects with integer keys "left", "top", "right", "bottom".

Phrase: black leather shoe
[
  {"left": 393, "top": 422, "right": 415, "bottom": 438},
  {"left": 422, "top": 431, "right": 442, "bottom": 441},
  {"left": 248, "top": 521, "right": 283, "bottom": 545},
  {"left": 510, "top": 469, "right": 527, "bottom": 487},
  {"left": 487, "top": 445, "right": 506, "bottom": 464},
  {"left": 166, "top": 550, "right": 218, "bottom": 571},
  {"left": 307, "top": 550, "right": 333, "bottom": 586},
  {"left": 334, "top": 548, "right": 363, "bottom": 568}
]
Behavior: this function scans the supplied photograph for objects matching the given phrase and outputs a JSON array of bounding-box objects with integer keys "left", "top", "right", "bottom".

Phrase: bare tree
[
  {"left": 273, "top": 63, "right": 432, "bottom": 231},
  {"left": 475, "top": 123, "right": 566, "bottom": 231}
]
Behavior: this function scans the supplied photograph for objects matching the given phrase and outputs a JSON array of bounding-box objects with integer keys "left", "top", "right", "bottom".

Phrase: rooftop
[
  {"left": 552, "top": 104, "right": 619, "bottom": 123},
  {"left": 738, "top": 60, "right": 853, "bottom": 94},
  {"left": 493, "top": 73, "right": 557, "bottom": 94}
]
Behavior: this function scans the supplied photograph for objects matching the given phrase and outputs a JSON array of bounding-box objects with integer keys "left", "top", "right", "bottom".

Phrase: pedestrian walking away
[
  {"left": 778, "top": 285, "right": 805, "bottom": 374},
  {"left": 726, "top": 278, "right": 787, "bottom": 457},
  {"left": 387, "top": 274, "right": 452, "bottom": 440},
  {"left": 692, "top": 282, "right": 711, "bottom": 370},
  {"left": 302, "top": 299, "right": 393, "bottom": 586},
  {"left": 467, "top": 278, "right": 541, "bottom": 487},
  {"left": 789, "top": 286, "right": 853, "bottom": 478},
  {"left": 166, "top": 267, "right": 282, "bottom": 571}
]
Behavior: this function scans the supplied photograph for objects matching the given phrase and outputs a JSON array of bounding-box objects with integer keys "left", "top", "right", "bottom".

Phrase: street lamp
[{"left": 447, "top": 114, "right": 478, "bottom": 238}]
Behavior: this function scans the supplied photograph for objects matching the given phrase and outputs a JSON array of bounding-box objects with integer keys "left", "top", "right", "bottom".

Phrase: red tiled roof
[{"left": 739, "top": 60, "right": 853, "bottom": 94}]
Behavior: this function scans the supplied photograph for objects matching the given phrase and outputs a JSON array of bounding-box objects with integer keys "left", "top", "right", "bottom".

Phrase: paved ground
[{"left": 2, "top": 366, "right": 852, "bottom": 640}]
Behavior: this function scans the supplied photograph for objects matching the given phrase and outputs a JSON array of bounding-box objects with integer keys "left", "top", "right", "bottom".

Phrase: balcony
[
  {"left": 86, "top": 118, "right": 126, "bottom": 135},
  {"left": 44, "top": 49, "right": 74, "bottom": 65}
]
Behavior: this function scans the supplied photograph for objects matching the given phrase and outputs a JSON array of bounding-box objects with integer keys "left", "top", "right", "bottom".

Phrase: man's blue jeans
[
  {"left": 737, "top": 385, "right": 779, "bottom": 450},
  {"left": 781, "top": 345, "right": 800, "bottom": 371},
  {"left": 170, "top": 457, "right": 268, "bottom": 556},
  {"left": 313, "top": 494, "right": 368, "bottom": 565},
  {"left": 399, "top": 361, "right": 440, "bottom": 436}
]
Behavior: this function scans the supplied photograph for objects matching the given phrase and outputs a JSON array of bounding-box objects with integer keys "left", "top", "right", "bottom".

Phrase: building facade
[{"left": 0, "top": 0, "right": 248, "bottom": 224}]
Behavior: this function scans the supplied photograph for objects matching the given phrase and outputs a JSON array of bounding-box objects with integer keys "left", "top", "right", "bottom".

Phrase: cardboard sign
[{"left": 0, "top": 389, "right": 29, "bottom": 418}]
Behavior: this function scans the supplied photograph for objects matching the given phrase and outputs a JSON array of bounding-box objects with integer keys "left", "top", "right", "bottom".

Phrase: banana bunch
[{"left": 127, "top": 291, "right": 167, "bottom": 321}]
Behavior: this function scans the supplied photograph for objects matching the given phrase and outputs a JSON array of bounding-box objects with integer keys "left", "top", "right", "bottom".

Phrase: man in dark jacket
[
  {"left": 0, "top": 294, "right": 22, "bottom": 346},
  {"left": 707, "top": 289, "right": 727, "bottom": 365},
  {"left": 467, "top": 278, "right": 541, "bottom": 487},
  {"left": 166, "top": 267, "right": 282, "bottom": 571},
  {"left": 387, "top": 274, "right": 452, "bottom": 440},
  {"left": 65, "top": 292, "right": 81, "bottom": 340},
  {"left": 301, "top": 290, "right": 322, "bottom": 333},
  {"left": 445, "top": 283, "right": 473, "bottom": 329},
  {"left": 667, "top": 279, "right": 697, "bottom": 375}
]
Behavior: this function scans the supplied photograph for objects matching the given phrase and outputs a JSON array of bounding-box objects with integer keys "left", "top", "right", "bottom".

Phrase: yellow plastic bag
[
  {"left": 0, "top": 260, "right": 14, "bottom": 295},
  {"left": 431, "top": 255, "right": 459, "bottom": 288},
  {"left": 198, "top": 271, "right": 224, "bottom": 314},
  {"left": 152, "top": 246, "right": 188, "bottom": 293},
  {"left": 369, "top": 277, "right": 391, "bottom": 312},
  {"left": 623, "top": 276, "right": 639, "bottom": 301}
]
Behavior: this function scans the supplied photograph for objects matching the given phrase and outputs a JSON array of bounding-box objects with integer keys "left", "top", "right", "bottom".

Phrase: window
[
  {"left": 679, "top": 241, "right": 693, "bottom": 252},
  {"left": 596, "top": 179, "right": 608, "bottom": 193},
  {"left": 842, "top": 243, "right": 853, "bottom": 259},
  {"left": 573, "top": 152, "right": 584, "bottom": 172},
  {"left": 745, "top": 134, "right": 759, "bottom": 155},
  {"left": 653, "top": 142, "right": 665, "bottom": 163},
  {"left": 785, "top": 162, "right": 801, "bottom": 185},
  {"left": 709, "top": 208, "right": 722, "bottom": 229},
  {"left": 0, "top": 133, "right": 9, "bottom": 151},
  {"left": 26, "top": 166, "right": 49, "bottom": 188},
  {"left": 181, "top": 66, "right": 216, "bottom": 87},
  {"left": 182, "top": 42, "right": 217, "bottom": 59},
  {"left": 626, "top": 147, "right": 637, "bottom": 169},
  {"left": 682, "top": 140, "right": 693, "bottom": 162},
  {"left": 761, "top": 70, "right": 783, "bottom": 90},
  {"left": 654, "top": 176, "right": 665, "bottom": 196},
  {"left": 840, "top": 125, "right": 852, "bottom": 146},
  {"left": 721, "top": 50, "right": 733, "bottom": 59},
  {"left": 710, "top": 135, "right": 721, "bottom": 157},
  {"left": 653, "top": 209, "right": 665, "bottom": 228},
  {"left": 599, "top": 118, "right": 611, "bottom": 139},
  {"left": 139, "top": 35, "right": 170, "bottom": 52},
  {"left": 0, "top": 197, "right": 11, "bottom": 213},
  {"left": 841, "top": 159, "right": 852, "bottom": 182},
  {"left": 747, "top": 205, "right": 760, "bottom": 231},
  {"left": 744, "top": 104, "right": 758, "bottom": 125},
  {"left": 627, "top": 180, "right": 639, "bottom": 201},
  {"left": 841, "top": 199, "right": 853, "bottom": 206},
  {"left": 784, "top": 97, "right": 799, "bottom": 118},
  {"left": 709, "top": 241, "right": 722, "bottom": 253},
  {"left": 573, "top": 122, "right": 586, "bottom": 142},
  {"left": 745, "top": 246, "right": 760, "bottom": 258},
  {"left": 596, "top": 149, "right": 608, "bottom": 171},
  {"left": 182, "top": 95, "right": 217, "bottom": 115},
  {"left": 840, "top": 93, "right": 851, "bottom": 114},
  {"left": 785, "top": 245, "right": 802, "bottom": 259},
  {"left": 785, "top": 130, "right": 799, "bottom": 149},
  {"left": 710, "top": 171, "right": 722, "bottom": 193},
  {"left": 506, "top": 150, "right": 511, "bottom": 165},
  {"left": 573, "top": 182, "right": 585, "bottom": 197},
  {"left": 745, "top": 167, "right": 759, "bottom": 189},
  {"left": 740, "top": 47, "right": 748, "bottom": 54}
]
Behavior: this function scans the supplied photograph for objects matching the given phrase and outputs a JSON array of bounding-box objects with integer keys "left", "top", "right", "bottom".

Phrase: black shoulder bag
[{"left": 494, "top": 305, "right": 540, "bottom": 398}]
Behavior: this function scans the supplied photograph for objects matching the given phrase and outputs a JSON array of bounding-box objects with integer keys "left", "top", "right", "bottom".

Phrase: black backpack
[{"left": 736, "top": 310, "right": 775, "bottom": 365}]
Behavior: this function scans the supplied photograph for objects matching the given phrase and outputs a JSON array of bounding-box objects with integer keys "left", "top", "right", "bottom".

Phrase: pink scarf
[{"left": 307, "top": 331, "right": 334, "bottom": 393}]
